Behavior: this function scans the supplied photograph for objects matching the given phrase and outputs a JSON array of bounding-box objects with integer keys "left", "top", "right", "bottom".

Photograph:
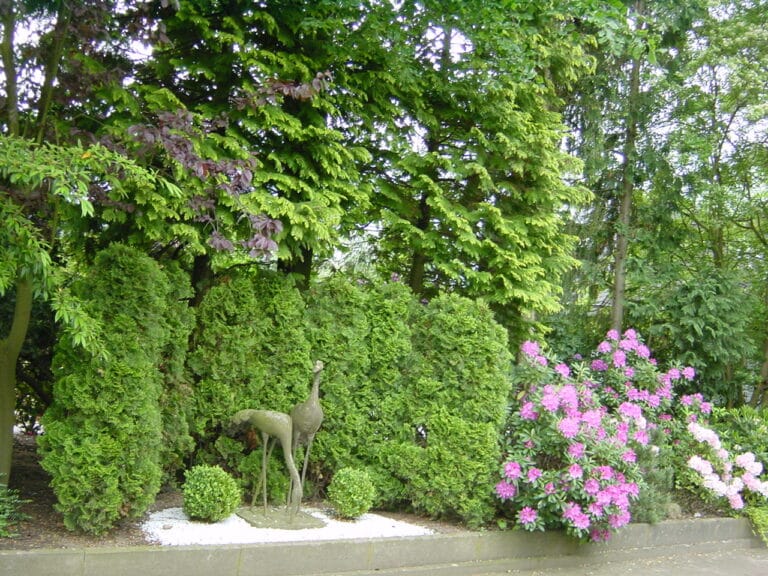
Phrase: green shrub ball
[
  {"left": 328, "top": 468, "right": 376, "bottom": 519},
  {"left": 182, "top": 465, "right": 242, "bottom": 522}
]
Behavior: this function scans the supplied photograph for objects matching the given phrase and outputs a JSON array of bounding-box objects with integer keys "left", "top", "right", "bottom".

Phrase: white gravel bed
[{"left": 141, "top": 507, "right": 434, "bottom": 546}]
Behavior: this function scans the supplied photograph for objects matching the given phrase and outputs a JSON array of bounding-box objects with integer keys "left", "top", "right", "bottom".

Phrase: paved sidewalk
[{"left": 496, "top": 546, "right": 768, "bottom": 576}]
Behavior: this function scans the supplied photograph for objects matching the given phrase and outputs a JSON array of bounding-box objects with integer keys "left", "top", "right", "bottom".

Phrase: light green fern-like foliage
[{"left": 747, "top": 506, "right": 768, "bottom": 545}]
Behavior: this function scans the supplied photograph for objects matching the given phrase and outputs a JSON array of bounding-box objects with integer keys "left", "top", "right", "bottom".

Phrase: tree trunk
[
  {"left": 191, "top": 254, "right": 214, "bottom": 307},
  {"left": 750, "top": 308, "right": 768, "bottom": 407},
  {"left": 0, "top": 3, "right": 19, "bottom": 136},
  {"left": 610, "top": 6, "right": 644, "bottom": 334},
  {"left": 278, "top": 246, "right": 314, "bottom": 291},
  {"left": 0, "top": 276, "right": 33, "bottom": 484},
  {"left": 407, "top": 191, "right": 430, "bottom": 296}
]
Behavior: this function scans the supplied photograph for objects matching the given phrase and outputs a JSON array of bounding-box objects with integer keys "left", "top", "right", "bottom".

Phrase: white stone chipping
[{"left": 141, "top": 507, "right": 434, "bottom": 546}]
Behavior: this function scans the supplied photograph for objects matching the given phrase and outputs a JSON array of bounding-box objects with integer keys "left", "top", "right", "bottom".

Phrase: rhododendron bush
[{"left": 495, "top": 329, "right": 767, "bottom": 542}]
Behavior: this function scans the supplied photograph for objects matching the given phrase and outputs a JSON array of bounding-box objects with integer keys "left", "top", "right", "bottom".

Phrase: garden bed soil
[{"left": 1, "top": 434, "right": 464, "bottom": 550}]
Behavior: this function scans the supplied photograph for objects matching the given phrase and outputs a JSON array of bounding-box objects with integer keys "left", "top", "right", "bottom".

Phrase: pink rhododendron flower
[
  {"left": 520, "top": 401, "right": 539, "bottom": 420},
  {"left": 624, "top": 482, "right": 640, "bottom": 497},
  {"left": 735, "top": 453, "right": 763, "bottom": 476},
  {"left": 618, "top": 402, "right": 642, "bottom": 420},
  {"left": 742, "top": 473, "right": 761, "bottom": 492},
  {"left": 521, "top": 340, "right": 540, "bottom": 357},
  {"left": 545, "top": 482, "right": 557, "bottom": 495},
  {"left": 519, "top": 506, "right": 538, "bottom": 525},
  {"left": 584, "top": 478, "right": 600, "bottom": 495},
  {"left": 619, "top": 338, "right": 636, "bottom": 351},
  {"left": 596, "top": 466, "right": 614, "bottom": 480},
  {"left": 588, "top": 502, "right": 605, "bottom": 517},
  {"left": 633, "top": 430, "right": 649, "bottom": 445},
  {"left": 568, "top": 463, "right": 583, "bottom": 479},
  {"left": 595, "top": 490, "right": 612, "bottom": 506},
  {"left": 621, "top": 449, "right": 637, "bottom": 463},
  {"left": 687, "top": 422, "right": 721, "bottom": 449},
  {"left": 568, "top": 442, "right": 585, "bottom": 459},
  {"left": 657, "top": 382, "right": 673, "bottom": 399},
  {"left": 554, "top": 363, "right": 571, "bottom": 378},
  {"left": 581, "top": 409, "right": 603, "bottom": 429},
  {"left": 591, "top": 359, "right": 609, "bottom": 371},
  {"left": 608, "top": 511, "right": 631, "bottom": 529},
  {"left": 590, "top": 529, "right": 611, "bottom": 542},
  {"left": 559, "top": 385, "right": 579, "bottom": 409},
  {"left": 688, "top": 455, "right": 713, "bottom": 475},
  {"left": 558, "top": 417, "right": 580, "bottom": 439},
  {"left": 495, "top": 481, "right": 517, "bottom": 500},
  {"left": 607, "top": 329, "right": 620, "bottom": 341},
  {"left": 563, "top": 502, "right": 591, "bottom": 530},
  {"left": 735, "top": 452, "right": 755, "bottom": 468},
  {"left": 682, "top": 366, "right": 696, "bottom": 380},
  {"left": 504, "top": 461, "right": 522, "bottom": 480},
  {"left": 597, "top": 341, "right": 612, "bottom": 354},
  {"left": 728, "top": 493, "right": 745, "bottom": 510},
  {"left": 612, "top": 350, "right": 627, "bottom": 368},
  {"left": 541, "top": 392, "right": 560, "bottom": 412},
  {"left": 703, "top": 476, "right": 727, "bottom": 497},
  {"left": 667, "top": 367, "right": 681, "bottom": 380},
  {"left": 527, "top": 467, "right": 542, "bottom": 483}
]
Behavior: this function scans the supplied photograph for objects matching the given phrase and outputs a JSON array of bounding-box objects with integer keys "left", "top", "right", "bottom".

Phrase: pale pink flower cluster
[{"left": 686, "top": 422, "right": 768, "bottom": 509}]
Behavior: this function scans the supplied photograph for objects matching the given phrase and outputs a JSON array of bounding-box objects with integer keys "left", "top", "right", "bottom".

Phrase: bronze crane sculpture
[{"left": 228, "top": 408, "right": 303, "bottom": 516}]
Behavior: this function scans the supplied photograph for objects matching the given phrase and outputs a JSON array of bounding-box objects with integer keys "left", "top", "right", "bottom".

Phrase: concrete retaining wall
[{"left": 0, "top": 518, "right": 761, "bottom": 576}]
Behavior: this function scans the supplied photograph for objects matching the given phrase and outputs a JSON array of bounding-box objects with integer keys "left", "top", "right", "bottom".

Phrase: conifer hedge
[{"left": 39, "top": 245, "right": 174, "bottom": 534}]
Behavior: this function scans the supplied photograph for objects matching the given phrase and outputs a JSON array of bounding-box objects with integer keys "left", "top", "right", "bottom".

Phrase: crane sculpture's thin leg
[
  {"left": 300, "top": 434, "right": 314, "bottom": 487},
  {"left": 251, "top": 433, "right": 275, "bottom": 512}
]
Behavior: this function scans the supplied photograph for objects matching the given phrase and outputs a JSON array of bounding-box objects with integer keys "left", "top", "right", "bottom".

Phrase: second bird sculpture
[{"left": 290, "top": 360, "right": 325, "bottom": 498}]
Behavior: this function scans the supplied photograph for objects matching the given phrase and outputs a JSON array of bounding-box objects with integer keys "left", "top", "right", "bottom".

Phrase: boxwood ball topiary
[
  {"left": 182, "top": 465, "right": 242, "bottom": 522},
  {"left": 328, "top": 467, "right": 376, "bottom": 519}
]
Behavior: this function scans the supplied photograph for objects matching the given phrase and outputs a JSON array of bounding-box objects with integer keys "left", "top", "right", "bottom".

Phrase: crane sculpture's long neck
[{"left": 311, "top": 372, "right": 321, "bottom": 402}]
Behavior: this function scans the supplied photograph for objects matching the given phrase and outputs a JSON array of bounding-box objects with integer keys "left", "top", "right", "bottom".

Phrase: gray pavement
[{"left": 492, "top": 546, "right": 768, "bottom": 576}]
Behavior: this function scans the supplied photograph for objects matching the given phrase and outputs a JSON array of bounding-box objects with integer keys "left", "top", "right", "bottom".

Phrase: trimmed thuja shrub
[
  {"left": 303, "top": 277, "right": 416, "bottom": 504},
  {"left": 187, "top": 270, "right": 310, "bottom": 426},
  {"left": 183, "top": 465, "right": 242, "bottom": 522},
  {"left": 328, "top": 467, "right": 376, "bottom": 519},
  {"left": 187, "top": 269, "right": 311, "bottom": 492},
  {"left": 157, "top": 260, "right": 197, "bottom": 485},
  {"left": 39, "top": 244, "right": 171, "bottom": 534},
  {"left": 303, "top": 276, "right": 372, "bottom": 489},
  {"left": 384, "top": 293, "right": 513, "bottom": 527}
]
